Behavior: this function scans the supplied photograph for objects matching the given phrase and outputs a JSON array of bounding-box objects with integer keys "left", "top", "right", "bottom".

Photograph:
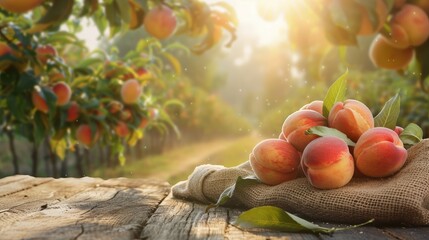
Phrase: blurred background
[{"left": 1, "top": 0, "right": 428, "bottom": 184}]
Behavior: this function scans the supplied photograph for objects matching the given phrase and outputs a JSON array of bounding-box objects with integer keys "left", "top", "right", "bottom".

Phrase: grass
[{"left": 91, "top": 133, "right": 263, "bottom": 185}]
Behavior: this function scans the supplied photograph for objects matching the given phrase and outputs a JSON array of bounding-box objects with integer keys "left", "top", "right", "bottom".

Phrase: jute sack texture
[{"left": 172, "top": 139, "right": 429, "bottom": 225}]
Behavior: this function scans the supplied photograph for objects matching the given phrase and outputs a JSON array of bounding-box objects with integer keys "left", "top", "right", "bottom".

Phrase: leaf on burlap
[
  {"left": 400, "top": 123, "right": 423, "bottom": 147},
  {"left": 322, "top": 69, "right": 348, "bottom": 118},
  {"left": 233, "top": 206, "right": 374, "bottom": 234},
  {"left": 306, "top": 126, "right": 355, "bottom": 146},
  {"left": 205, "top": 175, "right": 259, "bottom": 212}
]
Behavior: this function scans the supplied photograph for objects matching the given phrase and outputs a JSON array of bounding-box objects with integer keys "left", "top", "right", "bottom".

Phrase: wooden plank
[
  {"left": 141, "top": 194, "right": 229, "bottom": 240},
  {"left": 0, "top": 177, "right": 170, "bottom": 240},
  {"left": 0, "top": 175, "right": 53, "bottom": 198},
  {"left": 382, "top": 227, "right": 429, "bottom": 240},
  {"left": 0, "top": 175, "right": 32, "bottom": 185}
]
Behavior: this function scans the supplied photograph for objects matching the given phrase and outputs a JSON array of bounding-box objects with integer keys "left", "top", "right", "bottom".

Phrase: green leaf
[
  {"left": 374, "top": 93, "right": 400, "bottom": 130},
  {"left": 206, "top": 176, "right": 259, "bottom": 212},
  {"left": 329, "top": 0, "right": 362, "bottom": 34},
  {"left": 234, "top": 206, "right": 374, "bottom": 234},
  {"left": 306, "top": 126, "right": 355, "bottom": 146},
  {"left": 323, "top": 69, "right": 348, "bottom": 117},
  {"left": 115, "top": 0, "right": 131, "bottom": 23},
  {"left": 415, "top": 37, "right": 429, "bottom": 90},
  {"left": 26, "top": 0, "right": 74, "bottom": 33},
  {"left": 400, "top": 123, "right": 423, "bottom": 147}
]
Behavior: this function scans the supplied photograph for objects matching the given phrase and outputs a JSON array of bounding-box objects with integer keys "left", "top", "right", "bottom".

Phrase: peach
[
  {"left": 66, "top": 101, "right": 79, "bottom": 122},
  {"left": 108, "top": 100, "right": 123, "bottom": 114},
  {"left": 115, "top": 121, "right": 130, "bottom": 137},
  {"left": 358, "top": 0, "right": 388, "bottom": 35},
  {"left": 76, "top": 124, "right": 100, "bottom": 148},
  {"left": 121, "top": 79, "right": 142, "bottom": 104},
  {"left": 0, "top": 0, "right": 43, "bottom": 13},
  {"left": 36, "top": 45, "right": 57, "bottom": 64},
  {"left": 394, "top": 0, "right": 407, "bottom": 9},
  {"left": 0, "top": 42, "right": 13, "bottom": 71},
  {"left": 139, "top": 117, "right": 149, "bottom": 129},
  {"left": 411, "top": 0, "right": 429, "bottom": 14},
  {"left": 250, "top": 139, "right": 301, "bottom": 185},
  {"left": 31, "top": 88, "right": 49, "bottom": 113},
  {"left": 354, "top": 127, "right": 408, "bottom": 177},
  {"left": 328, "top": 99, "right": 374, "bottom": 142},
  {"left": 387, "top": 4, "right": 429, "bottom": 48},
  {"left": 278, "top": 132, "right": 287, "bottom": 141},
  {"left": 300, "top": 100, "right": 323, "bottom": 115},
  {"left": 394, "top": 126, "right": 404, "bottom": 135},
  {"left": 120, "top": 109, "right": 132, "bottom": 121},
  {"left": 52, "top": 81, "right": 72, "bottom": 106},
  {"left": 282, "top": 110, "right": 327, "bottom": 152},
  {"left": 143, "top": 4, "right": 177, "bottom": 40},
  {"left": 122, "top": 67, "right": 150, "bottom": 80},
  {"left": 369, "top": 35, "right": 414, "bottom": 70},
  {"left": 302, "top": 136, "right": 355, "bottom": 189}
]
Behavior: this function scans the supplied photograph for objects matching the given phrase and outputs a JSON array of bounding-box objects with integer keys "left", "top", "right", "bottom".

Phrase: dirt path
[{"left": 153, "top": 137, "right": 242, "bottom": 181}]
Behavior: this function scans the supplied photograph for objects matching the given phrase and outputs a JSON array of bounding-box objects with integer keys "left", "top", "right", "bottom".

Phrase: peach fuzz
[
  {"left": 66, "top": 101, "right": 79, "bottom": 122},
  {"left": 31, "top": 89, "right": 49, "bottom": 113},
  {"left": 250, "top": 139, "right": 301, "bottom": 186},
  {"left": 300, "top": 100, "right": 323, "bottom": 115},
  {"left": 282, "top": 110, "right": 327, "bottom": 152},
  {"left": 369, "top": 35, "right": 414, "bottom": 70},
  {"left": 76, "top": 124, "right": 100, "bottom": 148},
  {"left": 302, "top": 136, "right": 355, "bottom": 190},
  {"left": 121, "top": 79, "right": 142, "bottom": 104},
  {"left": 354, "top": 127, "right": 408, "bottom": 178},
  {"left": 143, "top": 5, "right": 177, "bottom": 40},
  {"left": 387, "top": 4, "right": 429, "bottom": 48},
  {"left": 0, "top": 0, "right": 43, "bottom": 13},
  {"left": 328, "top": 99, "right": 374, "bottom": 142},
  {"left": 52, "top": 81, "right": 72, "bottom": 106}
]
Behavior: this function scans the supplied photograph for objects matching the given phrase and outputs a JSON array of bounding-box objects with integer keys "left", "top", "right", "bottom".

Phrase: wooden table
[{"left": 1, "top": 175, "right": 428, "bottom": 240}]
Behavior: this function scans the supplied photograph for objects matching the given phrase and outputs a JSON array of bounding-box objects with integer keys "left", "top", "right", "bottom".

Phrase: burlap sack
[{"left": 172, "top": 139, "right": 429, "bottom": 225}]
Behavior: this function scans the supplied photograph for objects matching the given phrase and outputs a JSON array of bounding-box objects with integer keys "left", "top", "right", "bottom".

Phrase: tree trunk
[
  {"left": 45, "top": 138, "right": 58, "bottom": 178},
  {"left": 6, "top": 128, "right": 19, "bottom": 174},
  {"left": 84, "top": 148, "right": 91, "bottom": 173},
  {"left": 31, "top": 142, "right": 39, "bottom": 176},
  {"left": 75, "top": 145, "right": 84, "bottom": 177},
  {"left": 98, "top": 145, "right": 105, "bottom": 167},
  {"left": 60, "top": 152, "right": 68, "bottom": 177}
]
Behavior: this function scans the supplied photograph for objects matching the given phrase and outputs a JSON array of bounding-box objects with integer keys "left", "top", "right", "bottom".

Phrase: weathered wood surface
[{"left": 0, "top": 175, "right": 429, "bottom": 240}]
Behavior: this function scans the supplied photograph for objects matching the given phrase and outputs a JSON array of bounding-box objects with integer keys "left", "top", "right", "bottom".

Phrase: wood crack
[
  {"left": 137, "top": 191, "right": 170, "bottom": 239},
  {"left": 185, "top": 202, "right": 195, "bottom": 240},
  {"left": 72, "top": 224, "right": 84, "bottom": 240},
  {"left": 0, "top": 179, "right": 54, "bottom": 198},
  {"left": 381, "top": 228, "right": 409, "bottom": 240}
]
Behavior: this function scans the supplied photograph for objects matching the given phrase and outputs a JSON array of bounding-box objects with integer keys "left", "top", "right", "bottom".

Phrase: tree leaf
[
  {"left": 400, "top": 123, "right": 423, "bottom": 147},
  {"left": 234, "top": 206, "right": 374, "bottom": 234},
  {"left": 115, "top": 0, "right": 131, "bottom": 23},
  {"left": 26, "top": 0, "right": 74, "bottom": 33},
  {"left": 306, "top": 126, "right": 355, "bottom": 146},
  {"left": 206, "top": 176, "right": 259, "bottom": 212},
  {"left": 322, "top": 69, "right": 348, "bottom": 118},
  {"left": 374, "top": 93, "right": 400, "bottom": 130}
]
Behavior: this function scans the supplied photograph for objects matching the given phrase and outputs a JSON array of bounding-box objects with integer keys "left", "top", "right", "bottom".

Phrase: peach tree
[{"left": 0, "top": 0, "right": 237, "bottom": 176}]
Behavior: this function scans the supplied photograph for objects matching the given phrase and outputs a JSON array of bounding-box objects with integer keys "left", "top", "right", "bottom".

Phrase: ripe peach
[
  {"left": 114, "top": 121, "right": 130, "bottom": 137},
  {"left": 76, "top": 124, "right": 100, "bottom": 148},
  {"left": 300, "top": 100, "right": 323, "bottom": 115},
  {"left": 250, "top": 139, "right": 301, "bottom": 185},
  {"left": 387, "top": 4, "right": 429, "bottom": 48},
  {"left": 52, "top": 81, "right": 72, "bottom": 106},
  {"left": 139, "top": 117, "right": 149, "bottom": 129},
  {"left": 0, "top": 0, "right": 43, "bottom": 13},
  {"left": 354, "top": 127, "right": 408, "bottom": 177},
  {"left": 122, "top": 67, "right": 150, "bottom": 80},
  {"left": 411, "top": 0, "right": 429, "bottom": 14},
  {"left": 143, "top": 4, "right": 177, "bottom": 40},
  {"left": 394, "top": 0, "right": 407, "bottom": 9},
  {"left": 0, "top": 42, "right": 13, "bottom": 71},
  {"left": 36, "top": 45, "right": 57, "bottom": 64},
  {"left": 302, "top": 136, "right": 355, "bottom": 190},
  {"left": 121, "top": 79, "right": 142, "bottom": 104},
  {"left": 31, "top": 88, "right": 49, "bottom": 113},
  {"left": 278, "top": 132, "right": 287, "bottom": 141},
  {"left": 282, "top": 110, "right": 327, "bottom": 152},
  {"left": 394, "top": 126, "right": 404, "bottom": 135},
  {"left": 66, "top": 101, "right": 79, "bottom": 122},
  {"left": 358, "top": 0, "right": 388, "bottom": 35},
  {"left": 369, "top": 35, "right": 414, "bottom": 70},
  {"left": 328, "top": 99, "right": 374, "bottom": 142}
]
